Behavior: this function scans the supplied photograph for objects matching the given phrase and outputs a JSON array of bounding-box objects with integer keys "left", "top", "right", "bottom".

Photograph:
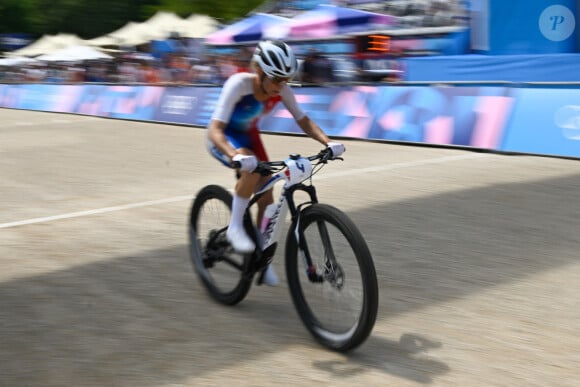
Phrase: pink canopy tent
[
  {"left": 205, "top": 13, "right": 291, "bottom": 45},
  {"left": 284, "top": 4, "right": 397, "bottom": 39}
]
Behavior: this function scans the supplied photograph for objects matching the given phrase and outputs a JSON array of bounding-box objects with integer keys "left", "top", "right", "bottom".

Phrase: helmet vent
[{"left": 266, "top": 51, "right": 282, "bottom": 71}]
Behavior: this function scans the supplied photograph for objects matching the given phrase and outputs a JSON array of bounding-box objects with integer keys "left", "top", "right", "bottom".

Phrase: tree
[
  {"left": 29, "top": 0, "right": 156, "bottom": 38},
  {"left": 0, "top": 0, "right": 267, "bottom": 39},
  {"left": 0, "top": 0, "right": 35, "bottom": 33},
  {"left": 186, "top": 0, "right": 267, "bottom": 21}
]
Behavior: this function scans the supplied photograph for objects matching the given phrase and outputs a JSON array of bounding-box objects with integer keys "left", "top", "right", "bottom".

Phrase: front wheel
[
  {"left": 285, "top": 203, "right": 378, "bottom": 352},
  {"left": 189, "top": 184, "right": 253, "bottom": 305}
]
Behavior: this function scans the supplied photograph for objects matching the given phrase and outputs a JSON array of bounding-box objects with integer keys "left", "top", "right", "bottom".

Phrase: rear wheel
[
  {"left": 189, "top": 185, "right": 253, "bottom": 305},
  {"left": 285, "top": 203, "right": 378, "bottom": 352}
]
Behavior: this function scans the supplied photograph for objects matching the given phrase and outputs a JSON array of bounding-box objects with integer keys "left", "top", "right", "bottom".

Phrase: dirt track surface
[{"left": 1, "top": 110, "right": 579, "bottom": 386}]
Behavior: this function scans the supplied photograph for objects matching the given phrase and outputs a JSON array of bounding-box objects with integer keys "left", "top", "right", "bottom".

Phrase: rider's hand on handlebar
[
  {"left": 232, "top": 154, "right": 258, "bottom": 172},
  {"left": 326, "top": 142, "right": 345, "bottom": 159}
]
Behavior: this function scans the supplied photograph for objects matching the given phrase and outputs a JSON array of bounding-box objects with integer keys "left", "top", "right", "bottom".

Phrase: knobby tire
[
  {"left": 189, "top": 184, "right": 253, "bottom": 305},
  {"left": 285, "top": 203, "right": 379, "bottom": 352}
]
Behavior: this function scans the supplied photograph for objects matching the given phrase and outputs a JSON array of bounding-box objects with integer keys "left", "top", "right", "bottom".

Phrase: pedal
[
  {"left": 262, "top": 242, "right": 277, "bottom": 261},
  {"left": 256, "top": 268, "right": 267, "bottom": 286},
  {"left": 253, "top": 242, "right": 278, "bottom": 286},
  {"left": 253, "top": 255, "right": 272, "bottom": 273},
  {"left": 251, "top": 243, "right": 277, "bottom": 269}
]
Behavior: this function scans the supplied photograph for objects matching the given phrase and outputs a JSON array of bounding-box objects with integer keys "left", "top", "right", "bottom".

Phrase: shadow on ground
[{"left": 1, "top": 172, "right": 579, "bottom": 385}]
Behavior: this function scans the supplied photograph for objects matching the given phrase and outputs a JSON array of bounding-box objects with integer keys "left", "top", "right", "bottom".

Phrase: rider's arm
[
  {"left": 280, "top": 86, "right": 331, "bottom": 146},
  {"left": 296, "top": 115, "right": 331, "bottom": 146},
  {"left": 208, "top": 73, "right": 249, "bottom": 160},
  {"left": 208, "top": 119, "right": 238, "bottom": 159}
]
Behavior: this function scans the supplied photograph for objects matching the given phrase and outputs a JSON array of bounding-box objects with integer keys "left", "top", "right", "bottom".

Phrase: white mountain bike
[{"left": 188, "top": 148, "right": 378, "bottom": 352}]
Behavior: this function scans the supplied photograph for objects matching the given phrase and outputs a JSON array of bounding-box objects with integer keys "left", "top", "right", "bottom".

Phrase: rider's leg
[
  {"left": 255, "top": 184, "right": 279, "bottom": 286},
  {"left": 227, "top": 149, "right": 260, "bottom": 253},
  {"left": 255, "top": 182, "right": 274, "bottom": 225},
  {"left": 206, "top": 135, "right": 261, "bottom": 253}
]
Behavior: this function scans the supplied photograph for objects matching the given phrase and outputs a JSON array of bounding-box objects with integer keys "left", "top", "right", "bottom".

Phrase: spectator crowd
[
  {"left": 0, "top": 51, "right": 253, "bottom": 85},
  {"left": 0, "top": 48, "right": 402, "bottom": 86},
  {"left": 0, "top": 0, "right": 468, "bottom": 85}
]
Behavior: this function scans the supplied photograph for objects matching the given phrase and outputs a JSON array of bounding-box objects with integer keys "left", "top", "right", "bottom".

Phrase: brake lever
[
  {"left": 254, "top": 163, "right": 277, "bottom": 176},
  {"left": 320, "top": 149, "right": 344, "bottom": 163}
]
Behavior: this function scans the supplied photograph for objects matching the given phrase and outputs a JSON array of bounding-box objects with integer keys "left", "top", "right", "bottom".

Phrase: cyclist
[{"left": 206, "top": 40, "right": 345, "bottom": 285}]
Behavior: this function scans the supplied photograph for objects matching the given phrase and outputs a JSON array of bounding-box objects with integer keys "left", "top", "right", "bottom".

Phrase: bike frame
[
  {"left": 247, "top": 155, "right": 337, "bottom": 281},
  {"left": 249, "top": 171, "right": 317, "bottom": 247}
]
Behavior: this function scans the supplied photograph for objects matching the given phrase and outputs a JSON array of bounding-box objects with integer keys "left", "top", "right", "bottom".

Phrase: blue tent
[{"left": 150, "top": 39, "right": 183, "bottom": 59}]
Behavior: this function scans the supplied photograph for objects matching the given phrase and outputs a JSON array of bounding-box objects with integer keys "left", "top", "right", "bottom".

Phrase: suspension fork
[{"left": 287, "top": 184, "right": 336, "bottom": 282}]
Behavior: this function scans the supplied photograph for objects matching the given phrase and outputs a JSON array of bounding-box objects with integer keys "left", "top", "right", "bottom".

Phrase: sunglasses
[{"left": 269, "top": 75, "right": 291, "bottom": 84}]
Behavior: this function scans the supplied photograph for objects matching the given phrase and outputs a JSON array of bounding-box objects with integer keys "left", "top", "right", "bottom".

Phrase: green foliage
[
  {"left": 0, "top": 0, "right": 35, "bottom": 33},
  {"left": 189, "top": 0, "right": 267, "bottom": 21},
  {"left": 0, "top": 0, "right": 267, "bottom": 38}
]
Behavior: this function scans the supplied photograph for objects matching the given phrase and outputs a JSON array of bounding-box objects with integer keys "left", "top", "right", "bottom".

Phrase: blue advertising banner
[
  {"left": 153, "top": 86, "right": 221, "bottom": 126},
  {"left": 76, "top": 85, "right": 163, "bottom": 120},
  {"left": 0, "top": 84, "right": 55, "bottom": 111},
  {"left": 0, "top": 84, "right": 164, "bottom": 120},
  {"left": 3, "top": 82, "right": 580, "bottom": 159},
  {"left": 501, "top": 88, "right": 580, "bottom": 158},
  {"left": 260, "top": 85, "right": 516, "bottom": 150}
]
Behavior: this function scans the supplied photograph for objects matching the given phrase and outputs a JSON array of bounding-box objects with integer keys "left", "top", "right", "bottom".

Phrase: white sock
[{"left": 230, "top": 194, "right": 250, "bottom": 230}]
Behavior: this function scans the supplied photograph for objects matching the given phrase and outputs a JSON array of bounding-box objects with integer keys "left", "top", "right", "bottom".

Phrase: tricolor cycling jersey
[
  {"left": 211, "top": 72, "right": 305, "bottom": 142},
  {"left": 208, "top": 72, "right": 306, "bottom": 165}
]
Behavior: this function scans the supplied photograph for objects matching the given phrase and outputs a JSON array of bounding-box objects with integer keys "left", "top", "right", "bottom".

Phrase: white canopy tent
[
  {"left": 35, "top": 45, "right": 113, "bottom": 62},
  {"left": 6, "top": 12, "right": 219, "bottom": 61},
  {"left": 137, "top": 11, "right": 219, "bottom": 39},
  {"left": 8, "top": 33, "right": 85, "bottom": 57},
  {"left": 141, "top": 11, "right": 185, "bottom": 35},
  {"left": 84, "top": 34, "right": 119, "bottom": 48},
  {"left": 0, "top": 56, "right": 37, "bottom": 66},
  {"left": 100, "top": 21, "right": 158, "bottom": 47},
  {"left": 85, "top": 12, "right": 219, "bottom": 48},
  {"left": 182, "top": 14, "right": 220, "bottom": 38}
]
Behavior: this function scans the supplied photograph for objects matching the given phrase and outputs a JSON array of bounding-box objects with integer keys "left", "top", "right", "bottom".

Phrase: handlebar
[{"left": 231, "top": 147, "right": 341, "bottom": 175}]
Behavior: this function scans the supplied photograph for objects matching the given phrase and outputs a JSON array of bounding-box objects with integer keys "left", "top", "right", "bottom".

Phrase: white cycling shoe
[
  {"left": 262, "top": 264, "right": 279, "bottom": 287},
  {"left": 226, "top": 226, "right": 255, "bottom": 253}
]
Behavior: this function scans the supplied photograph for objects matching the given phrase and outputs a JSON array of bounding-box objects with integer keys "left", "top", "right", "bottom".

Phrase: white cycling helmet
[{"left": 253, "top": 40, "right": 298, "bottom": 79}]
